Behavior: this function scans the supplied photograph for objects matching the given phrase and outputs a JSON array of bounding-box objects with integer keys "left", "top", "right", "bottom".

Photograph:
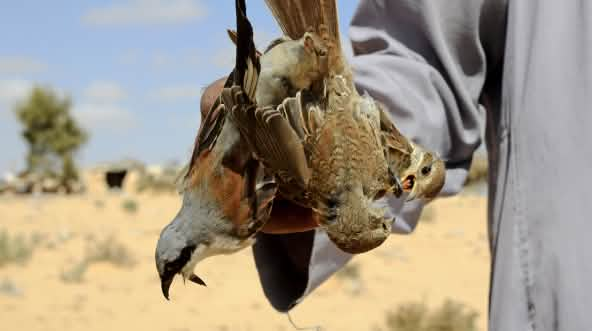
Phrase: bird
[
  {"left": 264, "top": 0, "right": 446, "bottom": 203},
  {"left": 234, "top": 0, "right": 445, "bottom": 252},
  {"left": 376, "top": 103, "right": 446, "bottom": 201},
  {"left": 154, "top": 0, "right": 277, "bottom": 300},
  {"left": 222, "top": 0, "right": 406, "bottom": 254},
  {"left": 226, "top": 26, "right": 328, "bottom": 108},
  {"left": 226, "top": 30, "right": 445, "bottom": 202}
]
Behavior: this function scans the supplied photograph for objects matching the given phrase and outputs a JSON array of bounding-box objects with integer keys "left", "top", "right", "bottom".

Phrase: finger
[
  {"left": 200, "top": 76, "right": 228, "bottom": 121},
  {"left": 261, "top": 200, "right": 319, "bottom": 234}
]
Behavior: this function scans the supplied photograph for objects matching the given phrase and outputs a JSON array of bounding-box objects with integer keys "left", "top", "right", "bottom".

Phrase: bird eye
[
  {"left": 421, "top": 165, "right": 432, "bottom": 176},
  {"left": 326, "top": 197, "right": 339, "bottom": 209}
]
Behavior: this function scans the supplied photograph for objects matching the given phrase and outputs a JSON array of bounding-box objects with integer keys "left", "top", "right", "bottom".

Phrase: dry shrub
[
  {"left": 121, "top": 198, "right": 138, "bottom": 213},
  {"left": 386, "top": 301, "right": 428, "bottom": 331},
  {"left": 384, "top": 299, "right": 478, "bottom": 331},
  {"left": 135, "top": 163, "right": 183, "bottom": 193},
  {"left": 420, "top": 205, "right": 436, "bottom": 224},
  {"left": 61, "top": 236, "right": 135, "bottom": 283},
  {"left": 335, "top": 262, "right": 361, "bottom": 281},
  {"left": 0, "top": 230, "right": 35, "bottom": 267}
]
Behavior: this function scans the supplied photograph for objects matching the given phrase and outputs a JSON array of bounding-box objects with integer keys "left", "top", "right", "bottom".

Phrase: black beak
[
  {"left": 161, "top": 274, "right": 174, "bottom": 300},
  {"left": 160, "top": 272, "right": 206, "bottom": 301},
  {"left": 188, "top": 273, "right": 207, "bottom": 286}
]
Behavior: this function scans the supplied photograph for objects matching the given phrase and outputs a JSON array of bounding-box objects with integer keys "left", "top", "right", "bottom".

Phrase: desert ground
[{"left": 0, "top": 172, "right": 489, "bottom": 331}]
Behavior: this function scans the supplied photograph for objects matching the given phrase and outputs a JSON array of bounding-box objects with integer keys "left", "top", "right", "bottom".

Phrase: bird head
[
  {"left": 401, "top": 145, "right": 446, "bottom": 202},
  {"left": 155, "top": 197, "right": 208, "bottom": 301},
  {"left": 319, "top": 185, "right": 393, "bottom": 254}
]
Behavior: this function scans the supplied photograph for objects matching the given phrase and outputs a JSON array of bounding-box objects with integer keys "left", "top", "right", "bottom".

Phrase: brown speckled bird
[
  {"left": 154, "top": 0, "right": 277, "bottom": 300},
  {"left": 264, "top": 0, "right": 446, "bottom": 203},
  {"left": 227, "top": 26, "right": 328, "bottom": 108},
  {"left": 222, "top": 0, "right": 406, "bottom": 254},
  {"left": 377, "top": 105, "right": 446, "bottom": 201}
]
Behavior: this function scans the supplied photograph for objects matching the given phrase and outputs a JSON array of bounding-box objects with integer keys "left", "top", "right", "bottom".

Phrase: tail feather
[
  {"left": 264, "top": 0, "right": 344, "bottom": 74},
  {"left": 234, "top": 0, "right": 260, "bottom": 101},
  {"left": 264, "top": 0, "right": 340, "bottom": 49}
]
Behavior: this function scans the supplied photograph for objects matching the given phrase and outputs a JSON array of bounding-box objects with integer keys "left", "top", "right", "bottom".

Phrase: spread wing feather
[{"left": 223, "top": 87, "right": 311, "bottom": 189}]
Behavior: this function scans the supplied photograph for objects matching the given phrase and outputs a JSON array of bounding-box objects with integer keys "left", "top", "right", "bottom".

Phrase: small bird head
[
  {"left": 401, "top": 145, "right": 446, "bottom": 202},
  {"left": 300, "top": 31, "right": 329, "bottom": 78},
  {"left": 319, "top": 185, "right": 393, "bottom": 254},
  {"left": 302, "top": 31, "right": 328, "bottom": 59},
  {"left": 155, "top": 199, "right": 208, "bottom": 301}
]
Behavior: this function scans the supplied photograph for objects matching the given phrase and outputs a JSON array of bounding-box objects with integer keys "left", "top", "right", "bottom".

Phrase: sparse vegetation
[
  {"left": 335, "top": 262, "right": 361, "bottom": 281},
  {"left": 60, "top": 260, "right": 89, "bottom": 283},
  {"left": 94, "top": 199, "right": 105, "bottom": 209},
  {"left": 0, "top": 230, "right": 35, "bottom": 267},
  {"left": 86, "top": 236, "right": 135, "bottom": 267},
  {"left": 335, "top": 262, "right": 364, "bottom": 296},
  {"left": 60, "top": 236, "right": 135, "bottom": 283},
  {"left": 0, "top": 278, "right": 23, "bottom": 297},
  {"left": 121, "top": 198, "right": 138, "bottom": 213},
  {"left": 14, "top": 86, "right": 87, "bottom": 193},
  {"left": 419, "top": 205, "right": 436, "bottom": 224},
  {"left": 383, "top": 300, "right": 478, "bottom": 331},
  {"left": 135, "top": 163, "right": 184, "bottom": 193}
]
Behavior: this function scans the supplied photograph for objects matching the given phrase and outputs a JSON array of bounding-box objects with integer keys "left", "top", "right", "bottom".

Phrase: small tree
[{"left": 15, "top": 86, "right": 88, "bottom": 191}]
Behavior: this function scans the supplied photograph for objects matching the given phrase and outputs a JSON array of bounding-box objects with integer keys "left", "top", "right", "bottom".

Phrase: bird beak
[
  {"left": 188, "top": 273, "right": 207, "bottom": 287},
  {"left": 160, "top": 273, "right": 206, "bottom": 300},
  {"left": 402, "top": 175, "right": 418, "bottom": 201},
  {"left": 406, "top": 185, "right": 419, "bottom": 202},
  {"left": 160, "top": 275, "right": 174, "bottom": 301}
]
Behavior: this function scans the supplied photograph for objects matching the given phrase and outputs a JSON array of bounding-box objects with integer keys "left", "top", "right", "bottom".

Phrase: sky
[{"left": 0, "top": 0, "right": 359, "bottom": 174}]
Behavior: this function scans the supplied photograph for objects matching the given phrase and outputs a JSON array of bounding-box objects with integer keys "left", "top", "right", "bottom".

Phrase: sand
[{"left": 0, "top": 180, "right": 489, "bottom": 331}]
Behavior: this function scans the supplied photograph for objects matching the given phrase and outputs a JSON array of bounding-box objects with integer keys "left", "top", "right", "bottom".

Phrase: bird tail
[
  {"left": 234, "top": 0, "right": 260, "bottom": 102},
  {"left": 264, "top": 0, "right": 340, "bottom": 43},
  {"left": 264, "top": 0, "right": 345, "bottom": 75}
]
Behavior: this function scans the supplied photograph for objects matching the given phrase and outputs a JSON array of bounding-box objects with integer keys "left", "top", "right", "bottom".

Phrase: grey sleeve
[
  {"left": 253, "top": 0, "right": 507, "bottom": 312},
  {"left": 351, "top": 0, "right": 505, "bottom": 197}
]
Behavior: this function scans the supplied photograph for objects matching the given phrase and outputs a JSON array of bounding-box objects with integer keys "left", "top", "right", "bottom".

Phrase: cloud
[
  {"left": 151, "top": 50, "right": 202, "bottom": 71},
  {"left": 0, "top": 56, "right": 46, "bottom": 75},
  {"left": 83, "top": 81, "right": 126, "bottom": 103},
  {"left": 83, "top": 0, "right": 207, "bottom": 27},
  {"left": 0, "top": 80, "right": 33, "bottom": 110},
  {"left": 155, "top": 84, "right": 201, "bottom": 102},
  {"left": 74, "top": 104, "right": 136, "bottom": 132}
]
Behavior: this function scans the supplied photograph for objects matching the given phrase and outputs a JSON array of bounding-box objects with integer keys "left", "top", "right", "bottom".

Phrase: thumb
[{"left": 200, "top": 77, "right": 228, "bottom": 121}]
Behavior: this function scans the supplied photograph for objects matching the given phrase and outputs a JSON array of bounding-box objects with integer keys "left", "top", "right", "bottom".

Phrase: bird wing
[
  {"left": 375, "top": 102, "right": 414, "bottom": 175},
  {"left": 186, "top": 76, "right": 232, "bottom": 178},
  {"left": 224, "top": 0, "right": 316, "bottom": 191},
  {"left": 233, "top": 0, "right": 260, "bottom": 101},
  {"left": 236, "top": 159, "right": 277, "bottom": 238},
  {"left": 227, "top": 0, "right": 278, "bottom": 237},
  {"left": 187, "top": 0, "right": 258, "bottom": 175},
  {"left": 224, "top": 86, "right": 311, "bottom": 190}
]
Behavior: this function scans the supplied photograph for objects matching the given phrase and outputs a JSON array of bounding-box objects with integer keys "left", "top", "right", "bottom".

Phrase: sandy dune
[{"left": 0, "top": 184, "right": 489, "bottom": 331}]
